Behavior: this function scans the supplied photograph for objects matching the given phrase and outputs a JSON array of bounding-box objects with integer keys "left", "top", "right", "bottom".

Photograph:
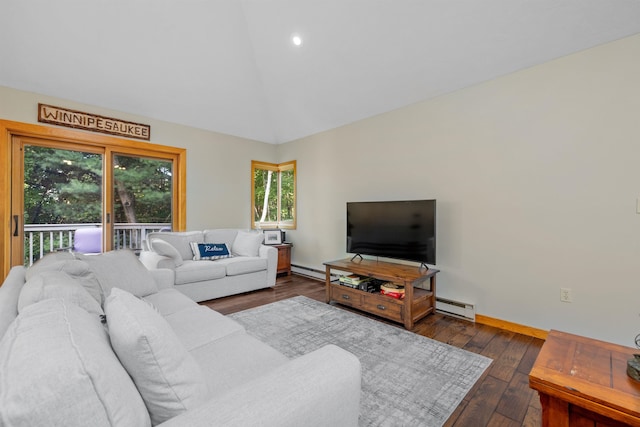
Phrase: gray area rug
[{"left": 229, "top": 296, "right": 492, "bottom": 426}]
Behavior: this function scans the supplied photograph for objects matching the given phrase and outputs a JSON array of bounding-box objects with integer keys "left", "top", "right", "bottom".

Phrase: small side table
[
  {"left": 273, "top": 243, "right": 292, "bottom": 276},
  {"left": 529, "top": 330, "right": 640, "bottom": 427}
]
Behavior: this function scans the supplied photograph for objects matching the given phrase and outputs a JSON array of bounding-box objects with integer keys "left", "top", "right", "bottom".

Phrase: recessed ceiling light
[{"left": 291, "top": 34, "right": 303, "bottom": 47}]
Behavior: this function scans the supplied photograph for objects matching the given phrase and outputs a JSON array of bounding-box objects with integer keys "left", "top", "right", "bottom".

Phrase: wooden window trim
[{"left": 251, "top": 160, "right": 296, "bottom": 230}]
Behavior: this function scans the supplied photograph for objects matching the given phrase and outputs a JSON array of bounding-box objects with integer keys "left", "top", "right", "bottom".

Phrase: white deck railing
[{"left": 23, "top": 223, "right": 171, "bottom": 265}]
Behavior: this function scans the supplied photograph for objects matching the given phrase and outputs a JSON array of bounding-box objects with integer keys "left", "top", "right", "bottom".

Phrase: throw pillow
[
  {"left": 147, "top": 231, "right": 204, "bottom": 261},
  {"left": 77, "top": 250, "right": 158, "bottom": 298},
  {"left": 104, "top": 288, "right": 209, "bottom": 425},
  {"left": 24, "top": 251, "right": 75, "bottom": 281},
  {"left": 151, "top": 238, "right": 184, "bottom": 267},
  {"left": 18, "top": 271, "right": 104, "bottom": 316},
  {"left": 189, "top": 242, "right": 232, "bottom": 260},
  {"left": 25, "top": 257, "right": 103, "bottom": 305},
  {"left": 231, "top": 231, "right": 264, "bottom": 257}
]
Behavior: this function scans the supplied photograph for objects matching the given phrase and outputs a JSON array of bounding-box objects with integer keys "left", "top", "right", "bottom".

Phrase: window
[{"left": 252, "top": 160, "right": 296, "bottom": 230}]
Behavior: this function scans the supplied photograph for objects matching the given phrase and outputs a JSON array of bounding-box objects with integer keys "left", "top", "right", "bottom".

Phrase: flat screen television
[{"left": 346, "top": 199, "right": 436, "bottom": 266}]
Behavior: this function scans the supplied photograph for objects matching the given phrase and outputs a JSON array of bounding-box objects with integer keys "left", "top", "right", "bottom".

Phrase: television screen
[{"left": 346, "top": 200, "right": 436, "bottom": 265}]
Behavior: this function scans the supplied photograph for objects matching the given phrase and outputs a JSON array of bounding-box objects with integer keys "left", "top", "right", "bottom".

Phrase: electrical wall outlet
[{"left": 560, "top": 288, "right": 573, "bottom": 303}]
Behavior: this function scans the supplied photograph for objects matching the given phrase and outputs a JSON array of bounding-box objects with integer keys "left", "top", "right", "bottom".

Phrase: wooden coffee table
[
  {"left": 529, "top": 330, "right": 640, "bottom": 426},
  {"left": 324, "top": 258, "right": 439, "bottom": 330}
]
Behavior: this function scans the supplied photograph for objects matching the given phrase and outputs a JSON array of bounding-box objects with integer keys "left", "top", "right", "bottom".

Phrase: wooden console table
[
  {"left": 324, "top": 258, "right": 439, "bottom": 330},
  {"left": 529, "top": 330, "right": 640, "bottom": 427}
]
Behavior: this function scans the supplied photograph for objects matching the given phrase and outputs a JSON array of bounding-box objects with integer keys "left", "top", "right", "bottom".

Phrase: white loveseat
[
  {"left": 0, "top": 250, "right": 361, "bottom": 427},
  {"left": 139, "top": 229, "right": 277, "bottom": 302}
]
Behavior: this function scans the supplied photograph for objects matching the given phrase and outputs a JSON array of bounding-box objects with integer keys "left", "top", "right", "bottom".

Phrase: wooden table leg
[
  {"left": 539, "top": 393, "right": 569, "bottom": 427},
  {"left": 404, "top": 280, "right": 414, "bottom": 330},
  {"left": 430, "top": 275, "right": 437, "bottom": 315},
  {"left": 325, "top": 265, "right": 331, "bottom": 303}
]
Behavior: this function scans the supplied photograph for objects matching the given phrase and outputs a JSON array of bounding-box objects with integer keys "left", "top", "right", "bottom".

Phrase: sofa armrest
[
  {"left": 149, "top": 268, "right": 175, "bottom": 290},
  {"left": 0, "top": 266, "right": 26, "bottom": 341},
  {"left": 158, "top": 344, "right": 361, "bottom": 427},
  {"left": 259, "top": 245, "right": 278, "bottom": 286},
  {"left": 139, "top": 250, "right": 176, "bottom": 270}
]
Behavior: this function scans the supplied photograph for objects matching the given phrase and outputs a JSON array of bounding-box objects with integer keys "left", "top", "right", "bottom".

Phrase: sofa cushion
[
  {"left": 190, "top": 332, "right": 288, "bottom": 399},
  {"left": 190, "top": 242, "right": 232, "bottom": 260},
  {"left": 232, "top": 230, "right": 264, "bottom": 257},
  {"left": 18, "top": 271, "right": 104, "bottom": 316},
  {"left": 78, "top": 250, "right": 158, "bottom": 298},
  {"left": 151, "top": 238, "right": 184, "bottom": 267},
  {"left": 174, "top": 260, "right": 226, "bottom": 285},
  {"left": 143, "top": 288, "right": 197, "bottom": 316},
  {"left": 163, "top": 306, "right": 246, "bottom": 351},
  {"left": 217, "top": 257, "right": 268, "bottom": 276},
  {"left": 105, "top": 288, "right": 209, "bottom": 426},
  {"left": 0, "top": 298, "right": 150, "bottom": 427},
  {"left": 147, "top": 231, "right": 204, "bottom": 261},
  {"left": 149, "top": 268, "right": 175, "bottom": 291}
]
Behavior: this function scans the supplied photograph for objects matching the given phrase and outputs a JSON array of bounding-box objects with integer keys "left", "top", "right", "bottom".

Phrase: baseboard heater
[
  {"left": 291, "top": 264, "right": 333, "bottom": 281},
  {"left": 435, "top": 297, "right": 476, "bottom": 322}
]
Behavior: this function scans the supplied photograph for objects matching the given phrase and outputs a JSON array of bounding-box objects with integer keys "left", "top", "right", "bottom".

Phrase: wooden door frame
[{"left": 0, "top": 119, "right": 187, "bottom": 279}]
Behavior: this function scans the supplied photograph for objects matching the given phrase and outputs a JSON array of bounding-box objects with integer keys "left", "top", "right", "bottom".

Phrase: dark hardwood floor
[{"left": 200, "top": 274, "right": 544, "bottom": 427}]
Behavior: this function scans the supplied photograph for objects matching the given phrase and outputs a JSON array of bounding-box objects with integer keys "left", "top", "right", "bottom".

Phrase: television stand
[{"left": 324, "top": 258, "right": 440, "bottom": 330}]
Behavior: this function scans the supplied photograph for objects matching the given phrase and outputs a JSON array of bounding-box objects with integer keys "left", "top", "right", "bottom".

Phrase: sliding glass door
[{"left": 9, "top": 131, "right": 184, "bottom": 268}]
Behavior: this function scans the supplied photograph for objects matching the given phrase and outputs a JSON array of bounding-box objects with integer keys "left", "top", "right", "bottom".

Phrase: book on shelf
[
  {"left": 338, "top": 281, "right": 360, "bottom": 289},
  {"left": 380, "top": 283, "right": 405, "bottom": 299},
  {"left": 339, "top": 274, "right": 371, "bottom": 285}
]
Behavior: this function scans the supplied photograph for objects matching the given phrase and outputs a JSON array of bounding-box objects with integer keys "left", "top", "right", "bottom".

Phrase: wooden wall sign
[{"left": 38, "top": 103, "right": 151, "bottom": 140}]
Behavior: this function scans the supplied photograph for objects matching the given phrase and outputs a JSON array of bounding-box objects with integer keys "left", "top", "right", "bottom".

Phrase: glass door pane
[
  {"left": 280, "top": 168, "right": 295, "bottom": 222},
  {"left": 22, "top": 144, "right": 103, "bottom": 264},
  {"left": 254, "top": 167, "right": 278, "bottom": 224},
  {"left": 112, "top": 154, "right": 173, "bottom": 251}
]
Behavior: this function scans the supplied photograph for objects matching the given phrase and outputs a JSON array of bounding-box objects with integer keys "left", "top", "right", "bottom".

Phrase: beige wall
[
  {"left": 3, "top": 33, "right": 640, "bottom": 346},
  {"left": 278, "top": 33, "right": 640, "bottom": 346},
  {"left": 0, "top": 86, "right": 276, "bottom": 230}
]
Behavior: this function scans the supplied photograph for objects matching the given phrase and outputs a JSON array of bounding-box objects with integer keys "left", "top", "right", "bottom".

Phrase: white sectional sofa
[
  {"left": 0, "top": 250, "right": 361, "bottom": 427},
  {"left": 139, "top": 229, "right": 277, "bottom": 302}
]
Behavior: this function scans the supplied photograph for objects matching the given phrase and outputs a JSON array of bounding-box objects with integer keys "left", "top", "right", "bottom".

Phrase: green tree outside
[
  {"left": 23, "top": 146, "right": 173, "bottom": 263},
  {"left": 24, "top": 146, "right": 172, "bottom": 225}
]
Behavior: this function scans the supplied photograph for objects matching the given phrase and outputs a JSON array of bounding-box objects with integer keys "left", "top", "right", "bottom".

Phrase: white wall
[
  {"left": 278, "top": 34, "right": 640, "bottom": 346},
  {"left": 0, "top": 86, "right": 276, "bottom": 230}
]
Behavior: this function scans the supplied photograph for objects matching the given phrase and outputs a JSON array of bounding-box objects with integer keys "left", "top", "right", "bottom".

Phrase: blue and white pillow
[{"left": 189, "top": 242, "right": 232, "bottom": 260}]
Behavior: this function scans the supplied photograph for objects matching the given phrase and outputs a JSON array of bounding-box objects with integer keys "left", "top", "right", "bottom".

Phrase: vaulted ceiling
[{"left": 2, "top": 1, "right": 640, "bottom": 144}]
